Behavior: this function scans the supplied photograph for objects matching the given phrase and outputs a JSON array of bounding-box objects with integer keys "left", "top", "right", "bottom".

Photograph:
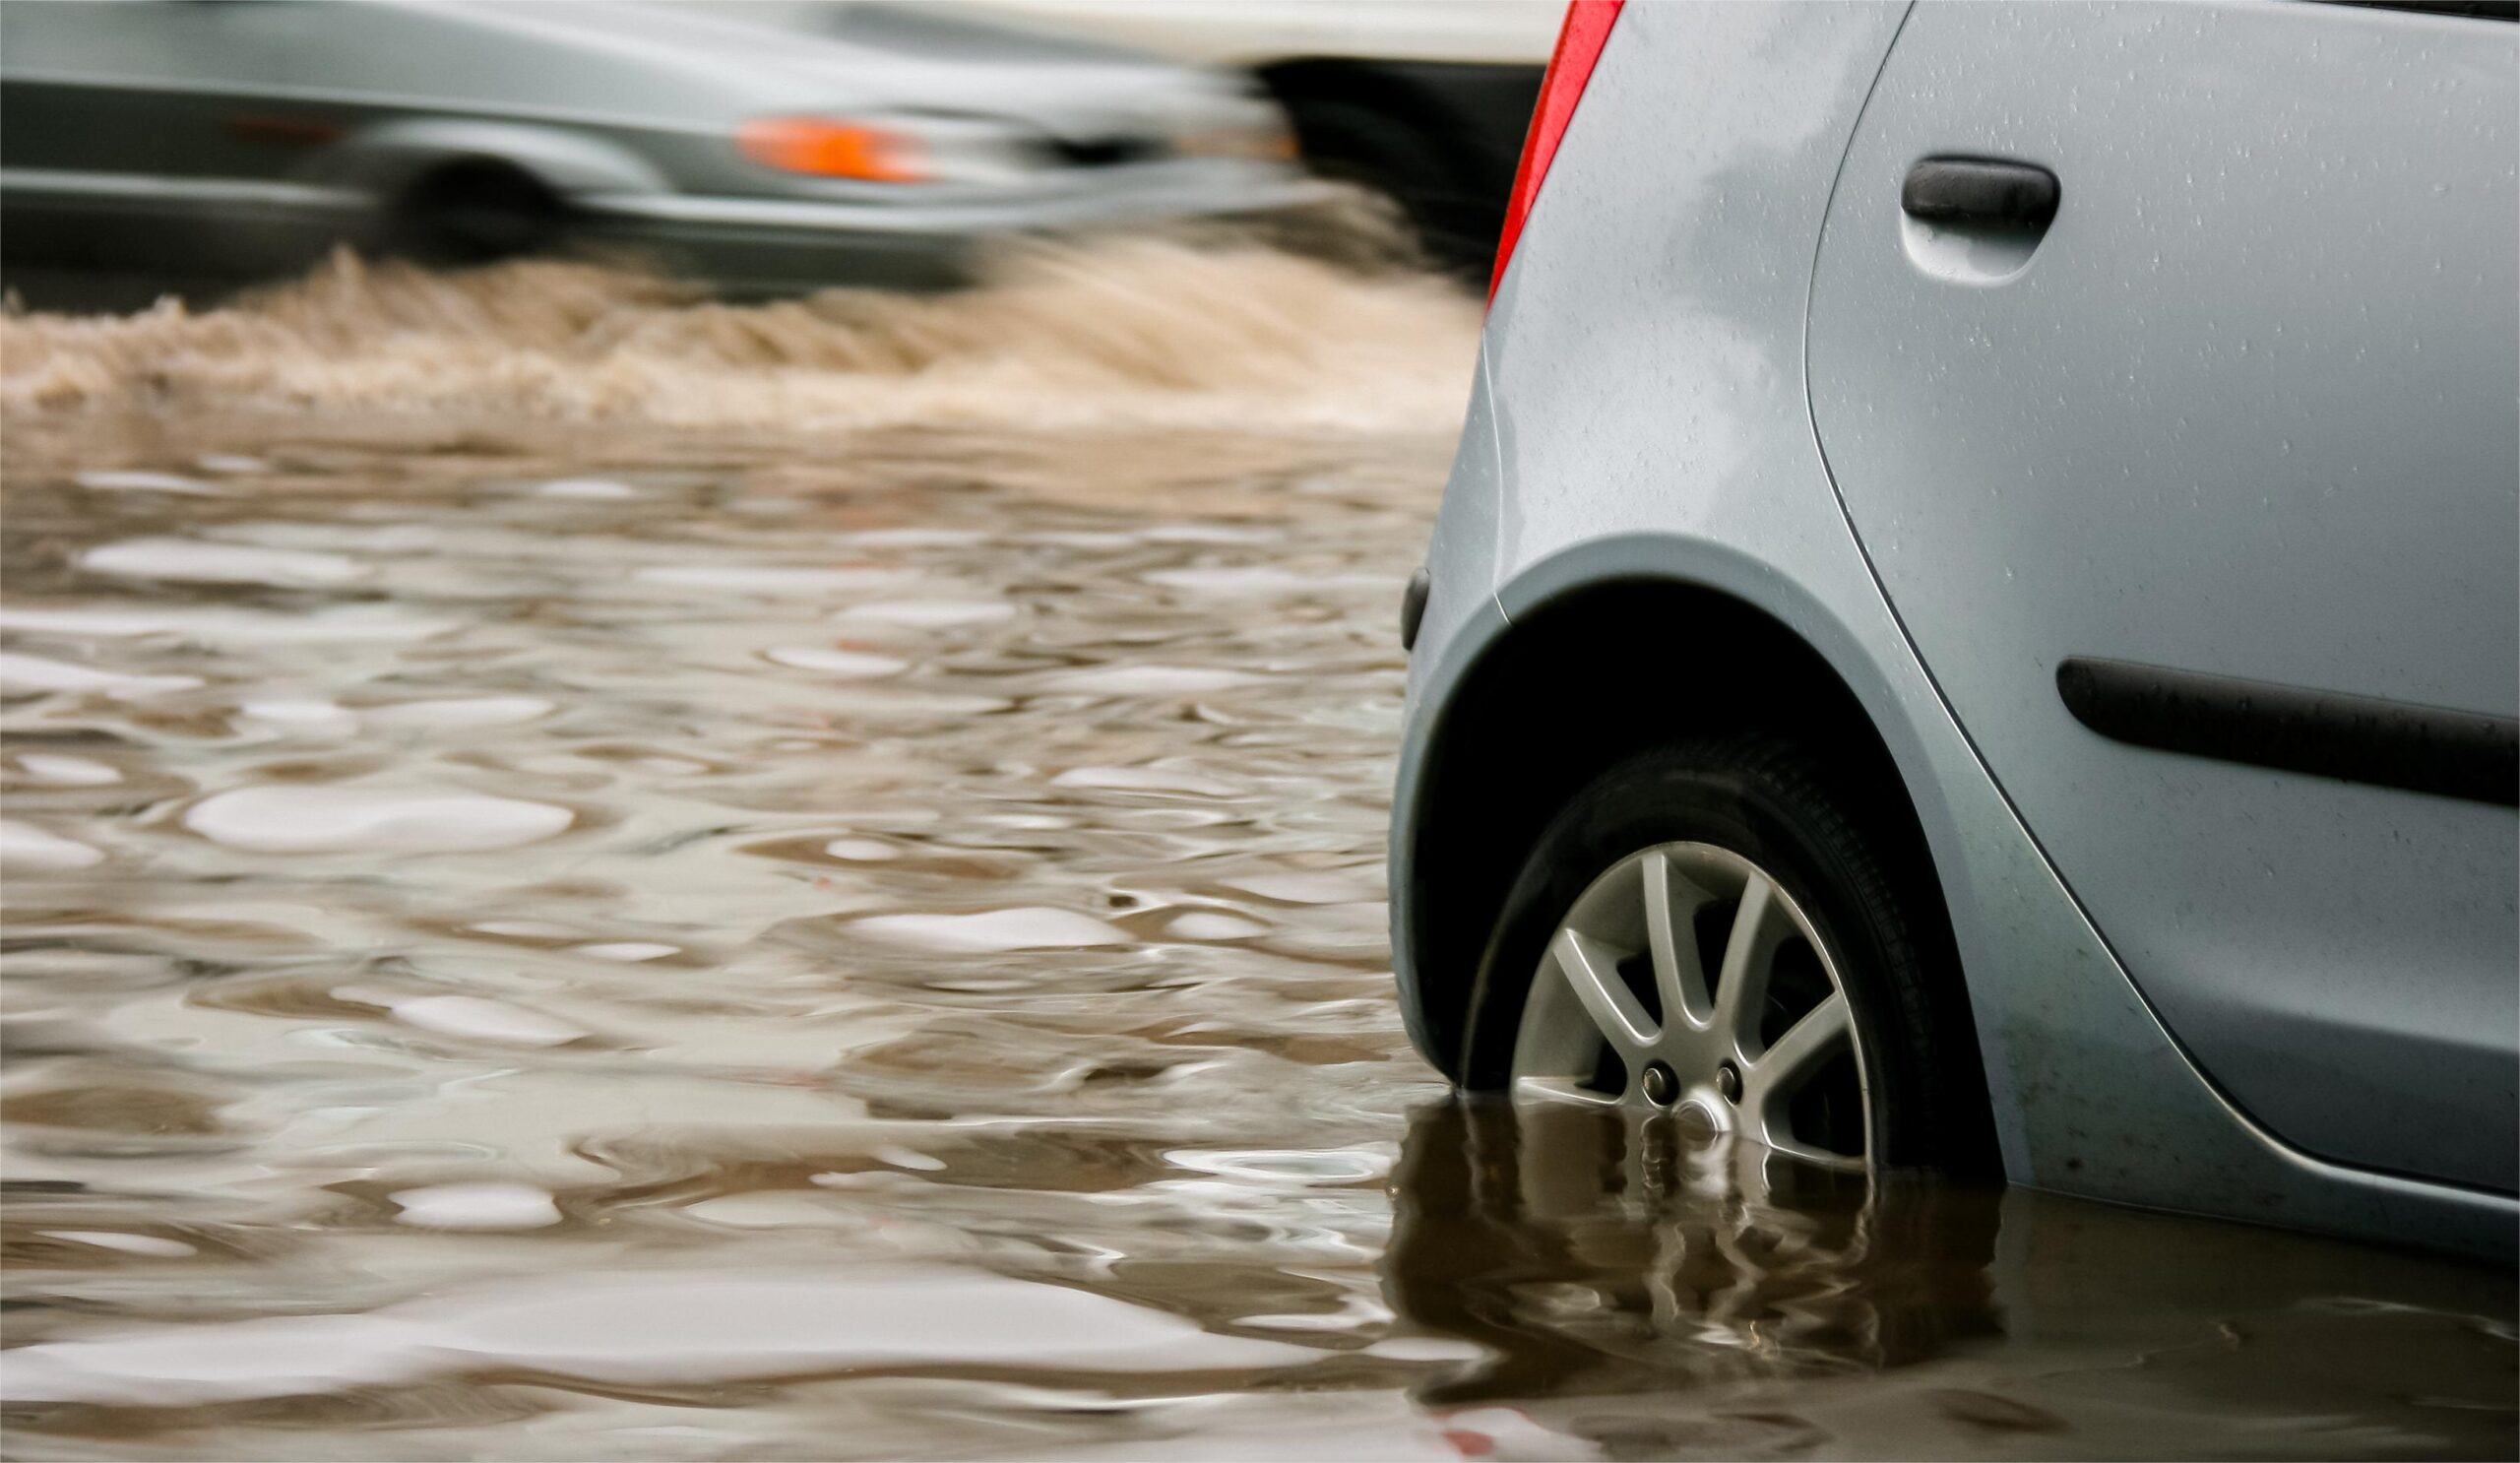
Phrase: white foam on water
[
  {"left": 807, "top": 1171, "right": 889, "bottom": 1189},
  {"left": 1135, "top": 524, "right": 1281, "bottom": 546},
  {"left": 0, "top": 820, "right": 106, "bottom": 870},
  {"left": 833, "top": 599, "right": 1016, "bottom": 628},
  {"left": 185, "top": 787, "right": 573, "bottom": 854},
  {"left": 1167, "top": 912, "right": 1271, "bottom": 941},
  {"left": 196, "top": 454, "right": 269, "bottom": 474},
  {"left": 240, "top": 699, "right": 359, "bottom": 736},
  {"left": 813, "top": 688, "right": 1013, "bottom": 719},
  {"left": 572, "top": 942, "right": 677, "bottom": 963},
  {"left": 73, "top": 470, "right": 220, "bottom": 495},
  {"left": 765, "top": 647, "right": 909, "bottom": 678},
  {"left": 870, "top": 1145, "right": 947, "bottom": 1172},
  {"left": 1360, "top": 1336, "right": 1489, "bottom": 1364},
  {"left": 81, "top": 538, "right": 368, "bottom": 588},
  {"left": 392, "top": 996, "right": 588, "bottom": 1047},
  {"left": 839, "top": 528, "right": 988, "bottom": 548},
  {"left": 681, "top": 1193, "right": 845, "bottom": 1229},
  {"left": 822, "top": 838, "right": 900, "bottom": 861},
  {"left": 0, "top": 652, "right": 202, "bottom": 699},
  {"left": 1231, "top": 1295, "right": 1394, "bottom": 1333},
  {"left": 361, "top": 696, "right": 554, "bottom": 729},
  {"left": 1224, "top": 870, "right": 1382, "bottom": 905},
  {"left": 1052, "top": 765, "right": 1243, "bottom": 797},
  {"left": 634, "top": 565, "right": 906, "bottom": 596},
  {"left": 1040, "top": 665, "right": 1267, "bottom": 696},
  {"left": 1143, "top": 567, "right": 1394, "bottom": 598},
  {"left": 0, "top": 604, "right": 454, "bottom": 644},
  {"left": 39, "top": 1231, "right": 198, "bottom": 1258},
  {"left": 0, "top": 1267, "right": 1315, "bottom": 1405},
  {"left": 533, "top": 477, "right": 637, "bottom": 499},
  {"left": 1166, "top": 1147, "right": 1392, "bottom": 1184},
  {"left": 15, "top": 754, "right": 121, "bottom": 786},
  {"left": 853, "top": 907, "right": 1132, "bottom": 953},
  {"left": 468, "top": 920, "right": 581, "bottom": 939},
  {"left": 390, "top": 1182, "right": 563, "bottom": 1230}
]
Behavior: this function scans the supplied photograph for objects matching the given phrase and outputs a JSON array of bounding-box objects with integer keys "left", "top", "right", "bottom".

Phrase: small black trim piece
[
  {"left": 2325, "top": 1, "right": 2516, "bottom": 21},
  {"left": 1900, "top": 159, "right": 2060, "bottom": 227},
  {"left": 1400, "top": 568, "right": 1431, "bottom": 652},
  {"left": 2056, "top": 657, "right": 2518, "bottom": 806}
]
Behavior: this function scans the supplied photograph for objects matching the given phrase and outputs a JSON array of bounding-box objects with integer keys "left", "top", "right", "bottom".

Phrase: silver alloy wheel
[{"left": 1510, "top": 842, "right": 1872, "bottom": 1170}]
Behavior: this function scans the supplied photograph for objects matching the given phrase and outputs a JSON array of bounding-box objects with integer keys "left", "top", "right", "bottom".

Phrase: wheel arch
[
  {"left": 306, "top": 117, "right": 673, "bottom": 206},
  {"left": 1395, "top": 537, "right": 1990, "bottom": 1129}
]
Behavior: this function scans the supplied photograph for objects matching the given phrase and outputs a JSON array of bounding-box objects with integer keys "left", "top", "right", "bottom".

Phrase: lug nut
[
  {"left": 1716, "top": 1061, "right": 1742, "bottom": 1104},
  {"left": 1640, "top": 1061, "right": 1679, "bottom": 1107}
]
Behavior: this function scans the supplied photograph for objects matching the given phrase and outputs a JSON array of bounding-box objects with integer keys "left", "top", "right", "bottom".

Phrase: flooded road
[{"left": 3, "top": 250, "right": 2513, "bottom": 1459}]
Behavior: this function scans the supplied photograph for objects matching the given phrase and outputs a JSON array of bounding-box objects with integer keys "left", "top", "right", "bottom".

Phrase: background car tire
[
  {"left": 1459, "top": 735, "right": 2001, "bottom": 1177},
  {"left": 385, "top": 160, "right": 565, "bottom": 268},
  {"left": 1276, "top": 93, "right": 1497, "bottom": 281}
]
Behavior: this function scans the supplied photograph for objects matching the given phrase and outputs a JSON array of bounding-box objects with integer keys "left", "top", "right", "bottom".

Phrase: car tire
[
  {"left": 1459, "top": 735, "right": 1998, "bottom": 1177},
  {"left": 1278, "top": 94, "right": 1496, "bottom": 281},
  {"left": 385, "top": 161, "right": 565, "bottom": 268}
]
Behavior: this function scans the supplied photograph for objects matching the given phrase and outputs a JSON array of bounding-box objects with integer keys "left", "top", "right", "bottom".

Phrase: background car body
[
  {"left": 0, "top": 0, "right": 1315, "bottom": 306},
  {"left": 969, "top": 0, "right": 1562, "bottom": 278},
  {"left": 1396, "top": 0, "right": 2517, "bottom": 1256}
]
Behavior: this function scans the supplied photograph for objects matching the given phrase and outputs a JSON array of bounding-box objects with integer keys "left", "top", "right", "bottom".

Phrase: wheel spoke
[
  {"left": 1641, "top": 851, "right": 1713, "bottom": 1026},
  {"left": 1550, "top": 926, "right": 1656, "bottom": 1054},
  {"left": 1742, "top": 991, "right": 1857, "bottom": 1161},
  {"left": 1712, "top": 872, "right": 1790, "bottom": 1049},
  {"left": 1751, "top": 989, "right": 1850, "bottom": 1093}
]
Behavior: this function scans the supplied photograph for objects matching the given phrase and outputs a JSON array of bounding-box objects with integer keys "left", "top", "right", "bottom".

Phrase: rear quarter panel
[{"left": 1398, "top": 0, "right": 2517, "bottom": 1255}]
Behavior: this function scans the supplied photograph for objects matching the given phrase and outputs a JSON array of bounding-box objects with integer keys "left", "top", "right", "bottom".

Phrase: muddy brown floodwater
[{"left": 1, "top": 247, "right": 2513, "bottom": 1461}]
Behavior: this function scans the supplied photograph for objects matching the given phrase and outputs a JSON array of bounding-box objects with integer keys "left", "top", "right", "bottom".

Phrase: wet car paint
[{"left": 0, "top": 249, "right": 2512, "bottom": 1458}]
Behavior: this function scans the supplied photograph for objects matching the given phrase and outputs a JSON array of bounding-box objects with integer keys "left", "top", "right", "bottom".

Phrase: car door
[
  {"left": 0, "top": 0, "right": 311, "bottom": 279},
  {"left": 1805, "top": 1, "right": 2517, "bottom": 1191},
  {"left": 0, "top": 1, "right": 302, "bottom": 189}
]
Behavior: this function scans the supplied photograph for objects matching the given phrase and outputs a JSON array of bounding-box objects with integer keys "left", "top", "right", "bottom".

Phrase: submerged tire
[{"left": 1460, "top": 736, "right": 1998, "bottom": 1176}]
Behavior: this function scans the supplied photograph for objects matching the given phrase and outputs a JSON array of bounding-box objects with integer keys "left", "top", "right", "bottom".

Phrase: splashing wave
[{"left": 0, "top": 240, "right": 1481, "bottom": 431}]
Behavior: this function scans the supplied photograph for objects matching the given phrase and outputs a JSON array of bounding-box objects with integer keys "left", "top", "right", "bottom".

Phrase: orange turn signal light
[{"left": 739, "top": 118, "right": 924, "bottom": 183}]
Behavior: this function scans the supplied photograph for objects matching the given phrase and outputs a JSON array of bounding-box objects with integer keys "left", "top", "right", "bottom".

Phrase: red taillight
[{"left": 1489, "top": 0, "right": 1625, "bottom": 306}]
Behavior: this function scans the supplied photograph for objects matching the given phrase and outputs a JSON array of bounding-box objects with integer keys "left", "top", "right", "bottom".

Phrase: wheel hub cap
[{"left": 1508, "top": 842, "right": 1871, "bottom": 1170}]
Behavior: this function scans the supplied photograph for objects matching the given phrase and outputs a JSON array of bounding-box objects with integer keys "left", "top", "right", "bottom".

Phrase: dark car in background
[
  {"left": 967, "top": 0, "right": 1559, "bottom": 279},
  {"left": 0, "top": 0, "right": 1319, "bottom": 307}
]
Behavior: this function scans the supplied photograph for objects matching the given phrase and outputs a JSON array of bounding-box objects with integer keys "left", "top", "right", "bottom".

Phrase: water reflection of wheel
[
  {"left": 1460, "top": 738, "right": 2000, "bottom": 1177},
  {"left": 1379, "top": 1096, "right": 2002, "bottom": 1412}
]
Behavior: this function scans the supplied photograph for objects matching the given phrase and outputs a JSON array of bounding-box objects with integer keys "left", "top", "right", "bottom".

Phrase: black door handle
[{"left": 1901, "top": 159, "right": 2059, "bottom": 226}]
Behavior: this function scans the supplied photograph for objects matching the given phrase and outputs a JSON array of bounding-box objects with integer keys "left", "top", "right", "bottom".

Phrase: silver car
[
  {"left": 1394, "top": 0, "right": 2516, "bottom": 1258},
  {"left": 0, "top": 0, "right": 1314, "bottom": 301}
]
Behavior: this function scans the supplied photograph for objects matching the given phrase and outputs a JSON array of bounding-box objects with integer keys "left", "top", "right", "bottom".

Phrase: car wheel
[
  {"left": 1460, "top": 736, "right": 1995, "bottom": 1175},
  {"left": 1279, "top": 94, "right": 1495, "bottom": 281},
  {"left": 386, "top": 161, "right": 564, "bottom": 268}
]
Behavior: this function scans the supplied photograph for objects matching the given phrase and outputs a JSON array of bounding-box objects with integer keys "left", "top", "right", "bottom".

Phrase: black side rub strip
[{"left": 2055, "top": 657, "right": 2519, "bottom": 806}]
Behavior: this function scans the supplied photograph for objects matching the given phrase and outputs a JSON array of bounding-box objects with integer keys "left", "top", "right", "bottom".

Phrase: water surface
[{"left": 2, "top": 257, "right": 2512, "bottom": 1460}]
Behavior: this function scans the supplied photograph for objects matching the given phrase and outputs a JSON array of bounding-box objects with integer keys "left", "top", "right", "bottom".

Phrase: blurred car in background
[
  {"left": 970, "top": 1, "right": 1560, "bottom": 278},
  {"left": 0, "top": 0, "right": 1317, "bottom": 309}
]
